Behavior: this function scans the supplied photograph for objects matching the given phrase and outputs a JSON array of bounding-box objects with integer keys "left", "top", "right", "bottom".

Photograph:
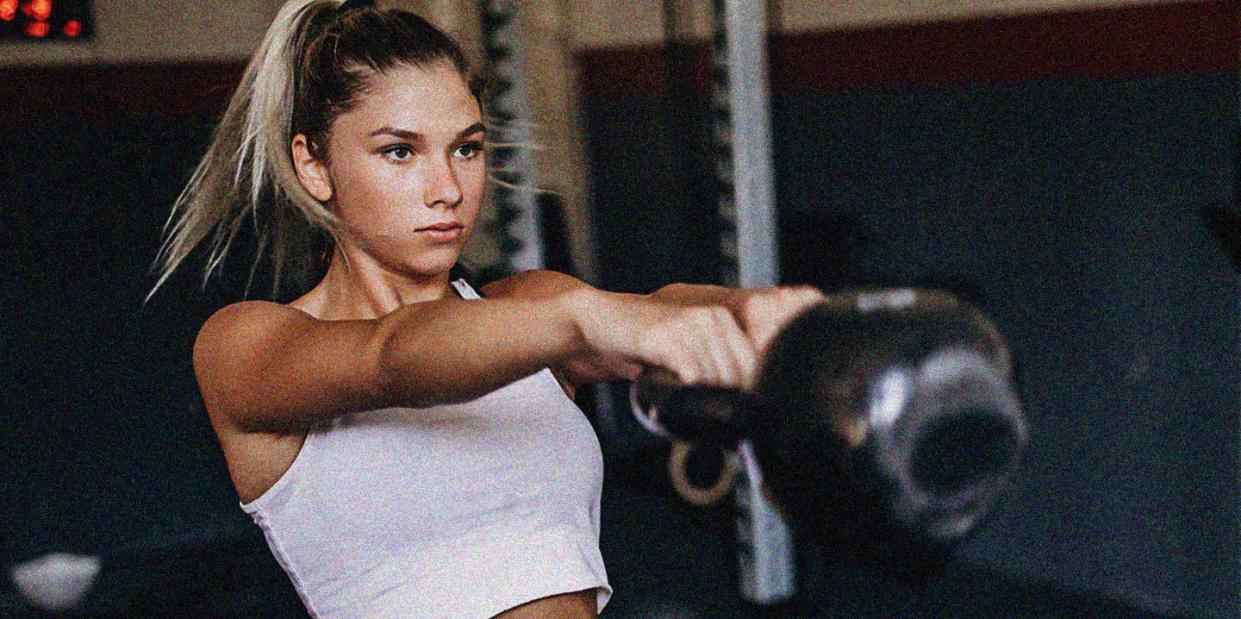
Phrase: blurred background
[{"left": 1, "top": 0, "right": 1237, "bottom": 616}]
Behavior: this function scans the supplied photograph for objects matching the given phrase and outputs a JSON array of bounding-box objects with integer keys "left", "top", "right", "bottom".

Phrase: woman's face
[{"left": 317, "top": 61, "right": 486, "bottom": 279}]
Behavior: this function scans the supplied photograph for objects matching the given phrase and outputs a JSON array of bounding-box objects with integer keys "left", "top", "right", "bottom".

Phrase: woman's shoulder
[
  {"left": 478, "top": 269, "right": 592, "bottom": 300},
  {"left": 197, "top": 300, "right": 314, "bottom": 349},
  {"left": 193, "top": 301, "right": 321, "bottom": 389}
]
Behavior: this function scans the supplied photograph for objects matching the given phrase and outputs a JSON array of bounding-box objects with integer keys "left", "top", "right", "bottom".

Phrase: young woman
[{"left": 152, "top": 1, "right": 823, "bottom": 616}]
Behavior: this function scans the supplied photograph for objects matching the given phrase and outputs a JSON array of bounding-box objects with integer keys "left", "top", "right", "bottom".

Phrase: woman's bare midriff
[{"left": 492, "top": 589, "right": 597, "bottom": 618}]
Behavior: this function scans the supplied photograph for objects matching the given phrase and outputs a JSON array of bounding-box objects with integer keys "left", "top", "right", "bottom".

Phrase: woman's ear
[{"left": 291, "top": 133, "right": 333, "bottom": 202}]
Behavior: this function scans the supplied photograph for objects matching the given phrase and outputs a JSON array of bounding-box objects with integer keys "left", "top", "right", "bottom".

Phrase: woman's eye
[
  {"left": 454, "top": 142, "right": 484, "bottom": 160},
  {"left": 384, "top": 146, "right": 413, "bottom": 161}
]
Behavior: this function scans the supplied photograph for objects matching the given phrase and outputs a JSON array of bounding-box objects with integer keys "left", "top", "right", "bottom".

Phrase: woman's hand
[
  {"left": 731, "top": 285, "right": 828, "bottom": 360},
  {"left": 569, "top": 289, "right": 761, "bottom": 390},
  {"left": 647, "top": 282, "right": 829, "bottom": 365}
]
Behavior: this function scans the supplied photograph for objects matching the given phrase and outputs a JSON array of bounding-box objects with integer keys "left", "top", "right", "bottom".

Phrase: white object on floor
[{"left": 10, "top": 552, "right": 101, "bottom": 611}]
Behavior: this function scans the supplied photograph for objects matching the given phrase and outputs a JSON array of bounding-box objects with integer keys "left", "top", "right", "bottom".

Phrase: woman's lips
[{"left": 416, "top": 223, "right": 463, "bottom": 242}]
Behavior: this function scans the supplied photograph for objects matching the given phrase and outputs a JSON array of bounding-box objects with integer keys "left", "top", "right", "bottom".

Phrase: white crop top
[{"left": 241, "top": 279, "right": 611, "bottom": 618}]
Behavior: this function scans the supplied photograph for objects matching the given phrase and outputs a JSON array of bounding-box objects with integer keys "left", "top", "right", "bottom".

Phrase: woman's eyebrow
[
  {"left": 369, "top": 127, "right": 422, "bottom": 140},
  {"left": 456, "top": 122, "right": 486, "bottom": 139},
  {"left": 368, "top": 122, "right": 487, "bottom": 141}
]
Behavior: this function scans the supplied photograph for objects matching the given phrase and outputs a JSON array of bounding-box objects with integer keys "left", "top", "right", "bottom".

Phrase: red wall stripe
[
  {"left": 1, "top": 61, "right": 244, "bottom": 123},
  {"left": 772, "top": 0, "right": 1240, "bottom": 92},
  {"left": 578, "top": 0, "right": 1239, "bottom": 98}
]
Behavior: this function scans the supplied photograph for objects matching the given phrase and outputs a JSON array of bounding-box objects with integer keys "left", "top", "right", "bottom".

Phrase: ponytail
[{"left": 149, "top": 0, "right": 340, "bottom": 301}]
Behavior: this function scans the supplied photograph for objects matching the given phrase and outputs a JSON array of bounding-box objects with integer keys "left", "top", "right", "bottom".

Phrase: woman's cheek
[
  {"left": 462, "top": 165, "right": 488, "bottom": 204},
  {"left": 348, "top": 176, "right": 410, "bottom": 231}
]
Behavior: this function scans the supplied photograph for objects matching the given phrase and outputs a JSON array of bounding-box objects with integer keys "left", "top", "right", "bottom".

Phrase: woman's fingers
[
  {"left": 658, "top": 306, "right": 757, "bottom": 389},
  {"left": 621, "top": 289, "right": 824, "bottom": 391},
  {"left": 711, "top": 306, "right": 760, "bottom": 389},
  {"left": 697, "top": 307, "right": 739, "bottom": 386}
]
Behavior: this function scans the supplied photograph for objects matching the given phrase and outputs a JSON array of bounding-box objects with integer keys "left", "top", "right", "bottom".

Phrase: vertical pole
[
  {"left": 479, "top": 0, "right": 544, "bottom": 274},
  {"left": 522, "top": 0, "right": 602, "bottom": 284},
  {"left": 710, "top": 0, "right": 739, "bottom": 289},
  {"left": 723, "top": 0, "right": 779, "bottom": 290},
  {"left": 711, "top": 0, "right": 795, "bottom": 605}
]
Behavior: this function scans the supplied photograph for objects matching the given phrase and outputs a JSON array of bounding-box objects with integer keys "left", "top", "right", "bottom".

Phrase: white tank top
[{"left": 241, "top": 279, "right": 611, "bottom": 618}]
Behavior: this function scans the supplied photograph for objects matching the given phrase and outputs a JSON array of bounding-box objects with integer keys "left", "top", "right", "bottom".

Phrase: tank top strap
[{"left": 450, "top": 278, "right": 482, "bottom": 300}]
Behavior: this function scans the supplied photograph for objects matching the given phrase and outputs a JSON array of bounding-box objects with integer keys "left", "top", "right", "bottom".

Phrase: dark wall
[
  {"left": 582, "top": 63, "right": 1239, "bottom": 619},
  {"left": 0, "top": 116, "right": 306, "bottom": 615},
  {"left": 2, "top": 118, "right": 221, "bottom": 549},
  {"left": 779, "top": 74, "right": 1237, "bottom": 617}
]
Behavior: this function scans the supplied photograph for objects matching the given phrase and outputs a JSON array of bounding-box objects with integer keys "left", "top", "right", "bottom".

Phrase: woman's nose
[{"left": 423, "top": 156, "right": 463, "bottom": 208}]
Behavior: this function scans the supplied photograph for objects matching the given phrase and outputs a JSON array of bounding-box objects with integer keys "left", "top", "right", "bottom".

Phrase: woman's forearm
[
  {"left": 372, "top": 290, "right": 594, "bottom": 408},
  {"left": 372, "top": 280, "right": 781, "bottom": 409},
  {"left": 649, "top": 282, "right": 749, "bottom": 316}
]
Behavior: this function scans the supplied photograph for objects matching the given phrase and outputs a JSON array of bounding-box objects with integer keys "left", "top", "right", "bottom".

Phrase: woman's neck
[{"left": 290, "top": 248, "right": 457, "bottom": 320}]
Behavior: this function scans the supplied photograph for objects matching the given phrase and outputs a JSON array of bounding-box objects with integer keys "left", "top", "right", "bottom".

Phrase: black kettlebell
[{"left": 636, "top": 289, "right": 1027, "bottom": 569}]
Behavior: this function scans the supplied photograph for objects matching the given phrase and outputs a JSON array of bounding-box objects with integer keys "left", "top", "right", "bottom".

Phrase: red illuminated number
[
  {"left": 23, "top": 18, "right": 48, "bottom": 37},
  {"left": 2, "top": 0, "right": 89, "bottom": 41},
  {"left": 24, "top": 0, "right": 53, "bottom": 22}
]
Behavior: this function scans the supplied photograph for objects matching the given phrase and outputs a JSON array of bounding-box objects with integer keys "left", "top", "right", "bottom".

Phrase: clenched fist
[{"left": 569, "top": 290, "right": 761, "bottom": 390}]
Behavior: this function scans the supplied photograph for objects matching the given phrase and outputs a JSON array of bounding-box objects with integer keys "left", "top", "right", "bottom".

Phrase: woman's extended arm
[
  {"left": 194, "top": 270, "right": 758, "bottom": 433},
  {"left": 479, "top": 275, "right": 827, "bottom": 391}
]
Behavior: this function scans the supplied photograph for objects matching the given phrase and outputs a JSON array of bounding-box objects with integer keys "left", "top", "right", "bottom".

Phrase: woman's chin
[{"left": 400, "top": 253, "right": 461, "bottom": 278}]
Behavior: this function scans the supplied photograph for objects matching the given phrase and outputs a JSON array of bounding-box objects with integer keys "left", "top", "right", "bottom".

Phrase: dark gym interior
[{"left": 1, "top": 1, "right": 1236, "bottom": 617}]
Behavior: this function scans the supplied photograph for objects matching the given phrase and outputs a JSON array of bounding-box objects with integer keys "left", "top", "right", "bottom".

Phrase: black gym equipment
[{"left": 636, "top": 288, "right": 1027, "bottom": 575}]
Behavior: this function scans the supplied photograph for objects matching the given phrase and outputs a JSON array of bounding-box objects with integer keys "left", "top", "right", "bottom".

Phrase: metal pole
[
  {"left": 723, "top": 0, "right": 779, "bottom": 289},
  {"left": 711, "top": 0, "right": 795, "bottom": 605}
]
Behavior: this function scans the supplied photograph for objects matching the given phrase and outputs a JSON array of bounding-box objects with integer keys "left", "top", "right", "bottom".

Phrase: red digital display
[
  {"left": 0, "top": 0, "right": 19, "bottom": 22},
  {"left": 0, "top": 0, "right": 91, "bottom": 41},
  {"left": 25, "top": 0, "right": 52, "bottom": 21}
]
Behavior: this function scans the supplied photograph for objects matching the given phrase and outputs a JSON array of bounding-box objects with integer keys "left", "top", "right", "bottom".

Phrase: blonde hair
[{"left": 149, "top": 0, "right": 485, "bottom": 301}]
